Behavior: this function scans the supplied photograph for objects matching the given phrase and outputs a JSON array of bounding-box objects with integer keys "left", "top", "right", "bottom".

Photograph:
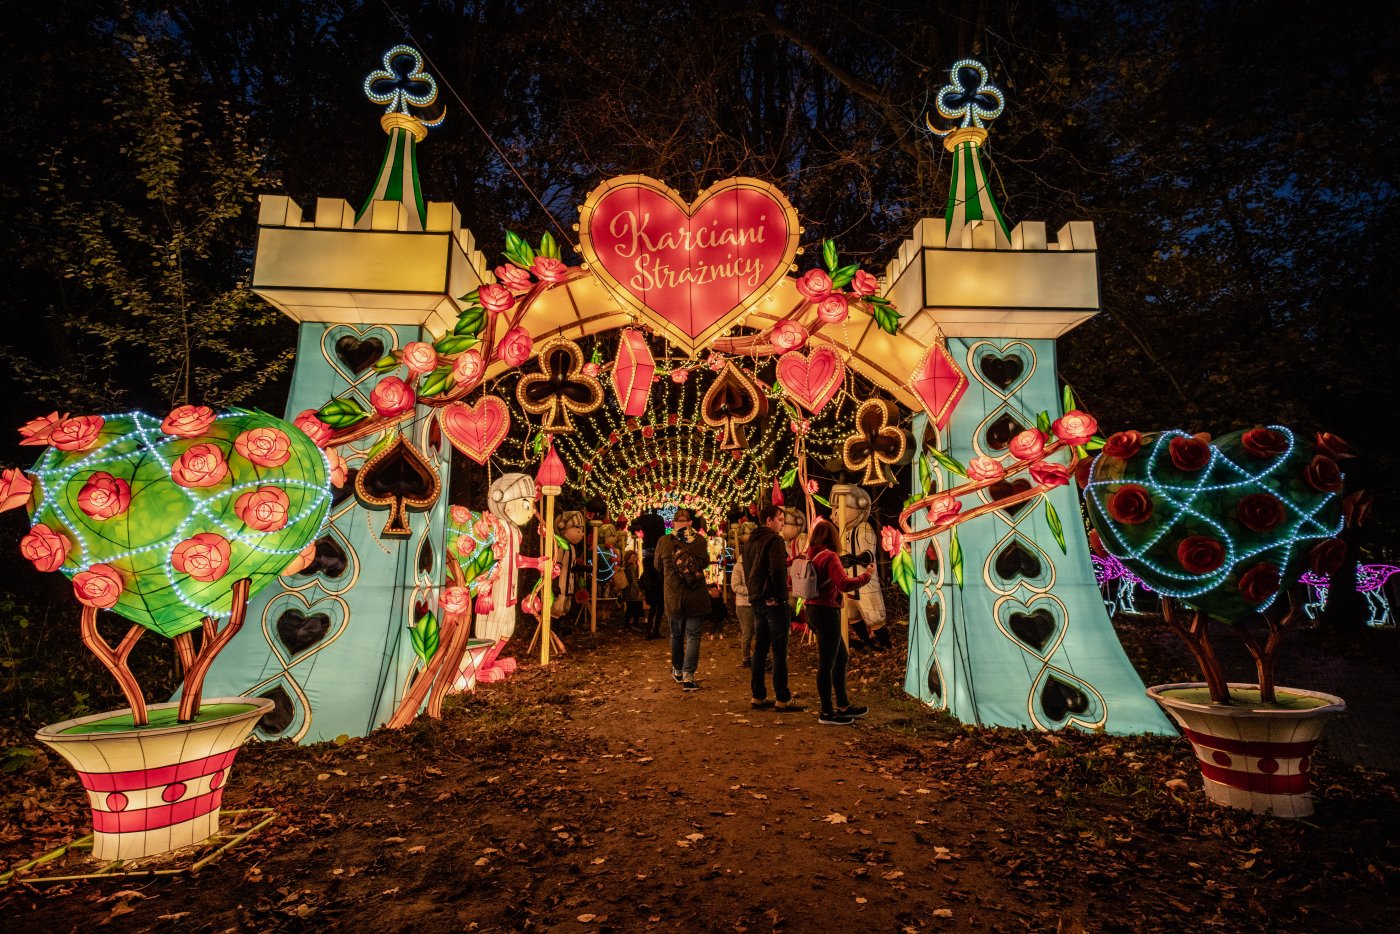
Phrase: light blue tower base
[
  {"left": 198, "top": 322, "right": 449, "bottom": 744},
  {"left": 903, "top": 337, "right": 1171, "bottom": 734}
]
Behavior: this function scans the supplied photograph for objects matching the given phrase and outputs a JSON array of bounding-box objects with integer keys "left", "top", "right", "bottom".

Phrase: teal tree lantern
[
  {"left": 7, "top": 407, "right": 330, "bottom": 724},
  {"left": 1084, "top": 427, "right": 1350, "bottom": 705}
]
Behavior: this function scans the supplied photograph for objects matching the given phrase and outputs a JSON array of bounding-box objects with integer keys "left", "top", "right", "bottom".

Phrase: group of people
[{"left": 648, "top": 506, "right": 873, "bottom": 726}]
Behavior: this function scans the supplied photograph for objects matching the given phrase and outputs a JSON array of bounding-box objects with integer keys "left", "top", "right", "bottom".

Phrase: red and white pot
[
  {"left": 36, "top": 697, "right": 271, "bottom": 861},
  {"left": 1148, "top": 683, "right": 1345, "bottom": 819}
]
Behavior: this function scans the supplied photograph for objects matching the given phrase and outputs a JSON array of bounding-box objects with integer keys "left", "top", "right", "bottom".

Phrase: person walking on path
[
  {"left": 730, "top": 521, "right": 756, "bottom": 666},
  {"left": 620, "top": 547, "right": 644, "bottom": 631},
  {"left": 804, "top": 518, "right": 871, "bottom": 725},
  {"left": 654, "top": 508, "right": 711, "bottom": 690},
  {"left": 743, "top": 505, "right": 799, "bottom": 711}
]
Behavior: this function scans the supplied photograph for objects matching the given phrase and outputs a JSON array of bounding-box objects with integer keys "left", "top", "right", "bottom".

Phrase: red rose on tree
[
  {"left": 172, "top": 532, "right": 232, "bottom": 582},
  {"left": 50, "top": 416, "right": 105, "bottom": 451},
  {"left": 293, "top": 410, "right": 334, "bottom": 447},
  {"left": 161, "top": 405, "right": 215, "bottom": 438},
  {"left": 1241, "top": 428, "right": 1288, "bottom": 458},
  {"left": 171, "top": 443, "right": 230, "bottom": 488},
  {"left": 1315, "top": 432, "right": 1355, "bottom": 460},
  {"left": 1177, "top": 535, "right": 1225, "bottom": 574},
  {"left": 1236, "top": 493, "right": 1285, "bottom": 533},
  {"left": 1107, "top": 485, "right": 1154, "bottom": 525},
  {"left": 1030, "top": 461, "right": 1070, "bottom": 488},
  {"left": 1304, "top": 455, "right": 1343, "bottom": 493},
  {"left": 72, "top": 563, "right": 124, "bottom": 608},
  {"left": 1236, "top": 562, "right": 1281, "bottom": 603},
  {"left": 235, "top": 427, "right": 293, "bottom": 468},
  {"left": 1102, "top": 430, "right": 1142, "bottom": 460},
  {"left": 235, "top": 487, "right": 292, "bottom": 533},
  {"left": 20, "top": 524, "right": 69, "bottom": 572},
  {"left": 76, "top": 472, "right": 132, "bottom": 520},
  {"left": 1308, "top": 538, "right": 1346, "bottom": 576},
  {"left": 1168, "top": 435, "right": 1211, "bottom": 471}
]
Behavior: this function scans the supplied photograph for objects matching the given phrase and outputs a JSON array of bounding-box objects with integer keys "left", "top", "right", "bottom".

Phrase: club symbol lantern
[
  {"left": 516, "top": 338, "right": 604, "bottom": 434},
  {"left": 930, "top": 58, "right": 1005, "bottom": 133},
  {"left": 702, "top": 362, "right": 767, "bottom": 451},
  {"left": 842, "top": 399, "right": 910, "bottom": 486}
]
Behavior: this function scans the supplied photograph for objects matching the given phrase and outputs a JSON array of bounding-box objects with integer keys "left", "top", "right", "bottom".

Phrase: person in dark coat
[
  {"left": 742, "top": 505, "right": 798, "bottom": 710},
  {"left": 653, "top": 509, "right": 711, "bottom": 689}
]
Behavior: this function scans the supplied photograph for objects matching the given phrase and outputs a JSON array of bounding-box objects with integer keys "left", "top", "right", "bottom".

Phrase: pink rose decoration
[
  {"left": 325, "top": 447, "right": 348, "bottom": 488},
  {"left": 451, "top": 505, "right": 471, "bottom": 525},
  {"left": 966, "top": 457, "right": 1006, "bottom": 482},
  {"left": 50, "top": 416, "right": 104, "bottom": 451},
  {"left": 768, "top": 321, "right": 809, "bottom": 353},
  {"left": 708, "top": 355, "right": 727, "bottom": 372},
  {"left": 522, "top": 592, "right": 543, "bottom": 616},
  {"left": 850, "top": 270, "right": 879, "bottom": 297},
  {"left": 73, "top": 563, "right": 124, "bottom": 608},
  {"left": 0, "top": 468, "right": 33, "bottom": 513},
  {"left": 880, "top": 525, "right": 903, "bottom": 558},
  {"left": 478, "top": 283, "right": 516, "bottom": 314},
  {"left": 171, "top": 443, "right": 229, "bottom": 488},
  {"left": 582, "top": 362, "right": 601, "bottom": 377},
  {"left": 790, "top": 418, "right": 810, "bottom": 436},
  {"left": 1051, "top": 410, "right": 1098, "bottom": 446},
  {"left": 293, "top": 410, "right": 334, "bottom": 447},
  {"left": 816, "top": 294, "right": 849, "bottom": 325},
  {"left": 440, "top": 586, "right": 470, "bottom": 614},
  {"left": 76, "top": 472, "right": 131, "bottom": 520},
  {"left": 370, "top": 376, "right": 417, "bottom": 417},
  {"left": 497, "top": 327, "right": 534, "bottom": 368},
  {"left": 642, "top": 426, "right": 655, "bottom": 438},
  {"left": 172, "top": 532, "right": 232, "bottom": 582},
  {"left": 795, "top": 269, "right": 833, "bottom": 303},
  {"left": 235, "top": 486, "right": 291, "bottom": 533},
  {"left": 18, "top": 412, "right": 65, "bottom": 446},
  {"left": 1008, "top": 429, "right": 1047, "bottom": 461},
  {"left": 670, "top": 369, "right": 690, "bottom": 384},
  {"left": 161, "top": 405, "right": 215, "bottom": 438},
  {"left": 401, "top": 341, "right": 438, "bottom": 375},
  {"left": 494, "top": 264, "right": 534, "bottom": 291},
  {"left": 452, "top": 348, "right": 485, "bottom": 389},
  {"left": 1030, "top": 461, "right": 1071, "bottom": 487},
  {"left": 531, "top": 256, "right": 569, "bottom": 284},
  {"left": 282, "top": 541, "right": 318, "bottom": 576},
  {"left": 235, "top": 427, "right": 292, "bottom": 467},
  {"left": 927, "top": 494, "right": 962, "bottom": 526},
  {"left": 805, "top": 479, "right": 819, "bottom": 494},
  {"left": 20, "top": 524, "right": 69, "bottom": 572}
]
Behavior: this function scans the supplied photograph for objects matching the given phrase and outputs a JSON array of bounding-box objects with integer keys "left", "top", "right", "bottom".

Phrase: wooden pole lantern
[
  {"left": 589, "top": 518, "right": 602, "bottom": 633},
  {"left": 536, "top": 443, "right": 567, "bottom": 665}
]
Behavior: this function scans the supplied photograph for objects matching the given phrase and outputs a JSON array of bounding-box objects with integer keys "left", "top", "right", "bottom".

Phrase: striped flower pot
[
  {"left": 1148, "top": 683, "right": 1345, "bottom": 819},
  {"left": 36, "top": 697, "right": 271, "bottom": 861}
]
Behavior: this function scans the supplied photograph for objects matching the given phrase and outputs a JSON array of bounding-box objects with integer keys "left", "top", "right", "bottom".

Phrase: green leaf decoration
[
  {"left": 372, "top": 353, "right": 400, "bottom": 374},
  {"left": 812, "top": 493, "right": 830, "bottom": 507},
  {"left": 531, "top": 433, "right": 545, "bottom": 456},
  {"left": 821, "top": 239, "right": 838, "bottom": 273},
  {"left": 539, "top": 231, "right": 561, "bottom": 260},
  {"left": 794, "top": 597, "right": 805, "bottom": 615},
  {"left": 590, "top": 346, "right": 603, "bottom": 365},
  {"left": 464, "top": 546, "right": 496, "bottom": 585},
  {"left": 830, "top": 263, "right": 859, "bottom": 290},
  {"left": 410, "top": 611, "right": 440, "bottom": 665},
  {"left": 779, "top": 466, "right": 798, "bottom": 489},
  {"left": 365, "top": 430, "right": 396, "bottom": 462},
  {"left": 554, "top": 532, "right": 570, "bottom": 553},
  {"left": 419, "top": 366, "right": 455, "bottom": 399},
  {"left": 1084, "top": 435, "right": 1107, "bottom": 451},
  {"left": 454, "top": 305, "right": 486, "bottom": 337},
  {"left": 434, "top": 335, "right": 479, "bottom": 356},
  {"left": 926, "top": 446, "right": 966, "bottom": 478},
  {"left": 1062, "top": 384, "right": 1078, "bottom": 417},
  {"left": 504, "top": 230, "right": 527, "bottom": 256},
  {"left": 457, "top": 287, "right": 481, "bottom": 305},
  {"left": 1036, "top": 410, "right": 1052, "bottom": 434},
  {"left": 949, "top": 527, "right": 964, "bottom": 589},
  {"left": 872, "top": 302, "right": 902, "bottom": 335},
  {"left": 316, "top": 396, "right": 370, "bottom": 429},
  {"left": 1044, "top": 496, "right": 1067, "bottom": 554},
  {"left": 903, "top": 492, "right": 923, "bottom": 510},
  {"left": 865, "top": 294, "right": 891, "bottom": 306},
  {"left": 892, "top": 549, "right": 915, "bottom": 596},
  {"left": 918, "top": 455, "right": 933, "bottom": 495}
]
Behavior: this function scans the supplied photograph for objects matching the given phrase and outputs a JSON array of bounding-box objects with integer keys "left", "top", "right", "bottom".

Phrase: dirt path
[{"left": 2, "top": 623, "right": 1397, "bottom": 932}]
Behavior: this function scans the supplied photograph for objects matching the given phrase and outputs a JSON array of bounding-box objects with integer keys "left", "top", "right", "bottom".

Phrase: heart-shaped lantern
[
  {"left": 578, "top": 176, "right": 802, "bottom": 356},
  {"left": 776, "top": 346, "right": 845, "bottom": 415},
  {"left": 440, "top": 395, "right": 511, "bottom": 465}
]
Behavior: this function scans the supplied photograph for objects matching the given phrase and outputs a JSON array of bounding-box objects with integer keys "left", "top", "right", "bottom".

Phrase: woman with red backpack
[{"left": 804, "top": 519, "right": 872, "bottom": 725}]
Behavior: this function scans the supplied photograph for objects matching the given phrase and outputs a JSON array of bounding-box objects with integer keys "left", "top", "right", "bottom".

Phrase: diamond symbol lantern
[
  {"left": 911, "top": 340, "right": 968, "bottom": 431},
  {"left": 612, "top": 330, "right": 655, "bottom": 417}
]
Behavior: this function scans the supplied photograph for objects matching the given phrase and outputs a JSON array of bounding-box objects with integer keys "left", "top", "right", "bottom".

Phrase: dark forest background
[{"left": 0, "top": 0, "right": 1395, "bottom": 716}]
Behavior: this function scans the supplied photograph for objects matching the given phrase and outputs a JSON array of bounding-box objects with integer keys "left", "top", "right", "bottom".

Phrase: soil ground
[{"left": 1, "top": 614, "right": 1397, "bottom": 933}]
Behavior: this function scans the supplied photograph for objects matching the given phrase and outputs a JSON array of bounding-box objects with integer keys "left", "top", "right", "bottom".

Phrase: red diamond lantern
[
  {"left": 911, "top": 340, "right": 968, "bottom": 430},
  {"left": 612, "top": 329, "right": 655, "bottom": 417}
]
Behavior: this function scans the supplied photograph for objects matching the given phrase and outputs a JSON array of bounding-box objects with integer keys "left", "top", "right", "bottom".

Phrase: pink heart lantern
[
  {"left": 440, "top": 396, "right": 511, "bottom": 465},
  {"left": 578, "top": 176, "right": 800, "bottom": 356},
  {"left": 776, "top": 346, "right": 845, "bottom": 415}
]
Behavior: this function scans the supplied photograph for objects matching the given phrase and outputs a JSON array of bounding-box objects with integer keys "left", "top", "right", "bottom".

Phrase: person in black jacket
[{"left": 742, "top": 505, "right": 799, "bottom": 710}]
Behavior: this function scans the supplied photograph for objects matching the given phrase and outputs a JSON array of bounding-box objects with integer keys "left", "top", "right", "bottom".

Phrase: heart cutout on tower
[
  {"left": 440, "top": 395, "right": 511, "bottom": 465},
  {"left": 578, "top": 176, "right": 801, "bottom": 356},
  {"left": 334, "top": 335, "right": 384, "bottom": 375},
  {"left": 776, "top": 346, "right": 845, "bottom": 415}
]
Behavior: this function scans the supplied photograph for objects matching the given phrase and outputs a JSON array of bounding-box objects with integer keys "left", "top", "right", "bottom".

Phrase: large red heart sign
[{"left": 579, "top": 176, "right": 801, "bottom": 355}]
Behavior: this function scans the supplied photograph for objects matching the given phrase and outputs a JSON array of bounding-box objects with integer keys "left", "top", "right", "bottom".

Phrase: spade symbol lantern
[
  {"left": 702, "top": 363, "right": 767, "bottom": 451},
  {"left": 842, "top": 399, "right": 910, "bottom": 486},
  {"left": 354, "top": 432, "right": 442, "bottom": 536},
  {"left": 516, "top": 338, "right": 604, "bottom": 435}
]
